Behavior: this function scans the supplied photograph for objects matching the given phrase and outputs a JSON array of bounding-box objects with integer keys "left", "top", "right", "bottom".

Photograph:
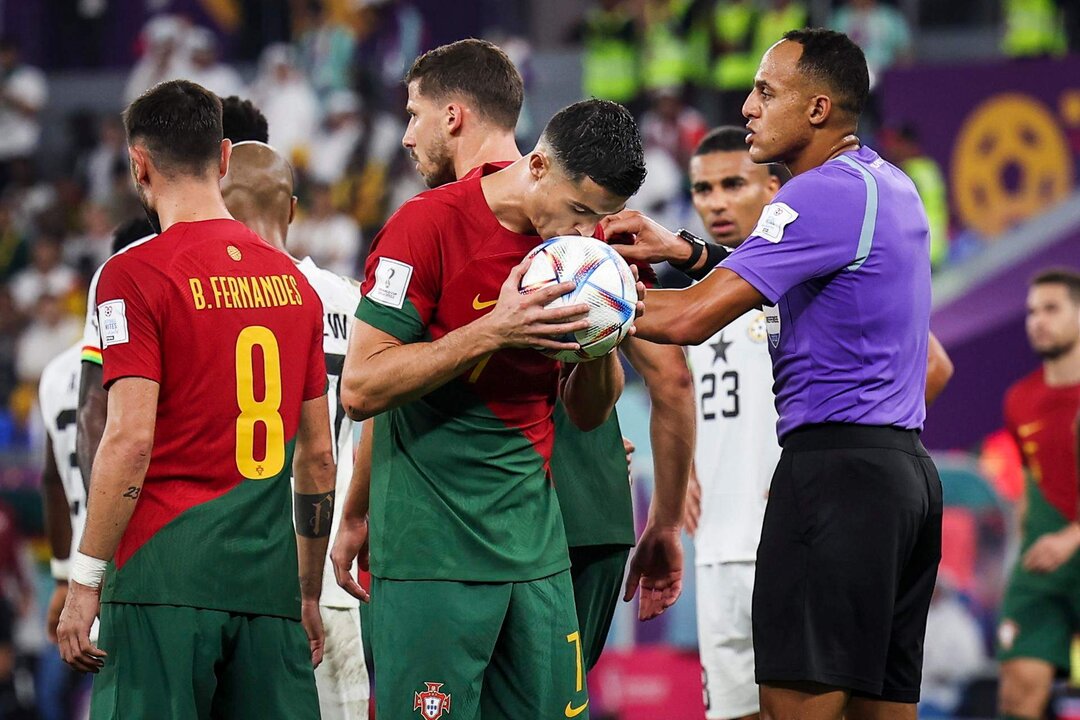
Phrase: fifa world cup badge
[{"left": 414, "top": 682, "right": 452, "bottom": 719}]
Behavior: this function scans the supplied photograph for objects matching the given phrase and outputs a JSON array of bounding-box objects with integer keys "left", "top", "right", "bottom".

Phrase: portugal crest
[{"left": 414, "top": 682, "right": 452, "bottom": 719}]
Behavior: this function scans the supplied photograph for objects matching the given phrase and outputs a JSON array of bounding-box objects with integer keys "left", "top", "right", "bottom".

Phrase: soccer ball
[{"left": 518, "top": 236, "right": 638, "bottom": 363}]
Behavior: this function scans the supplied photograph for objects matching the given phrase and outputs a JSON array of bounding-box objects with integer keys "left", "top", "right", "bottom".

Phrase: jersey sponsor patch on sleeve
[
  {"left": 752, "top": 202, "right": 799, "bottom": 243},
  {"left": 366, "top": 257, "right": 413, "bottom": 310},
  {"left": 97, "top": 299, "right": 129, "bottom": 347}
]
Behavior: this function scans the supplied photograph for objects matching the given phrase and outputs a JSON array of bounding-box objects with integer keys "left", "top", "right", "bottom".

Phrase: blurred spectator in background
[
  {"left": 354, "top": 0, "right": 428, "bottom": 113},
  {"left": 881, "top": 124, "right": 950, "bottom": 270},
  {"left": 754, "top": 0, "right": 808, "bottom": 59},
  {"left": 309, "top": 90, "right": 364, "bottom": 185},
  {"left": 76, "top": 115, "right": 126, "bottom": 206},
  {"left": 1063, "top": 0, "right": 1080, "bottom": 51},
  {"left": 289, "top": 182, "right": 361, "bottom": 277},
  {"left": 0, "top": 286, "right": 18, "bottom": 411},
  {"left": 640, "top": 87, "right": 708, "bottom": 171},
  {"left": 63, "top": 202, "right": 113, "bottom": 275},
  {"left": 248, "top": 44, "right": 319, "bottom": 165},
  {"left": 0, "top": 500, "right": 33, "bottom": 718},
  {"left": 15, "top": 294, "right": 80, "bottom": 390},
  {"left": 0, "top": 203, "right": 26, "bottom": 280},
  {"left": 184, "top": 27, "right": 244, "bottom": 99},
  {"left": 709, "top": 0, "right": 759, "bottom": 123},
  {"left": 123, "top": 15, "right": 193, "bottom": 104},
  {"left": 299, "top": 0, "right": 359, "bottom": 99},
  {"left": 642, "top": 0, "right": 691, "bottom": 97},
  {"left": 574, "top": 0, "right": 642, "bottom": 110},
  {"left": 9, "top": 234, "right": 76, "bottom": 314},
  {"left": 1001, "top": 0, "right": 1067, "bottom": 57},
  {"left": 0, "top": 38, "right": 47, "bottom": 195},
  {"left": 920, "top": 573, "right": 989, "bottom": 717},
  {"left": 830, "top": 0, "right": 912, "bottom": 88}
]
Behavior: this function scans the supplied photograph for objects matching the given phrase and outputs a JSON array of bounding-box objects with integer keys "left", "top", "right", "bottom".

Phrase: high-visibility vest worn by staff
[
  {"left": 753, "top": 1, "right": 807, "bottom": 58},
  {"left": 582, "top": 6, "right": 642, "bottom": 103},
  {"left": 711, "top": 0, "right": 759, "bottom": 91},
  {"left": 643, "top": 0, "right": 693, "bottom": 91},
  {"left": 903, "top": 156, "right": 949, "bottom": 269},
  {"left": 1002, "top": 0, "right": 1066, "bottom": 57}
]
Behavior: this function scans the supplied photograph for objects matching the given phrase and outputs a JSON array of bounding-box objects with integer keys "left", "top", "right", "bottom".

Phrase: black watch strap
[{"left": 670, "top": 229, "right": 706, "bottom": 271}]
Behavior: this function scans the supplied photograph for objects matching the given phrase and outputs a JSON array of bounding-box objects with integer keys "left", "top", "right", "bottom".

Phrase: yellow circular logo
[
  {"left": 227, "top": 245, "right": 242, "bottom": 261},
  {"left": 951, "top": 93, "right": 1074, "bottom": 237},
  {"left": 747, "top": 311, "right": 768, "bottom": 344}
]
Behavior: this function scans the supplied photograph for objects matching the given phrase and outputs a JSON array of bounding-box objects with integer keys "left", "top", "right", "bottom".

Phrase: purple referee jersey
[{"left": 722, "top": 145, "right": 931, "bottom": 441}]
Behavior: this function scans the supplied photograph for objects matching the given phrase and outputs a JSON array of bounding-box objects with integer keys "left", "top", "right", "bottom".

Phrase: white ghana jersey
[
  {"left": 38, "top": 343, "right": 87, "bottom": 560},
  {"left": 82, "top": 234, "right": 157, "bottom": 358},
  {"left": 296, "top": 256, "right": 362, "bottom": 609},
  {"left": 686, "top": 307, "right": 781, "bottom": 565}
]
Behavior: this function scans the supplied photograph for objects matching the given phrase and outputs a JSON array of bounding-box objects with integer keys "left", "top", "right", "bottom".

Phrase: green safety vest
[
  {"left": 711, "top": 2, "right": 758, "bottom": 90},
  {"left": 1002, "top": 0, "right": 1066, "bottom": 57},
  {"left": 753, "top": 3, "right": 807, "bottom": 57},
  {"left": 582, "top": 9, "right": 641, "bottom": 102},
  {"left": 643, "top": 0, "right": 692, "bottom": 90},
  {"left": 903, "top": 156, "right": 950, "bottom": 269}
]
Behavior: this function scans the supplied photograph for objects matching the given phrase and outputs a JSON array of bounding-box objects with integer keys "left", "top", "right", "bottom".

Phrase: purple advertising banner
[{"left": 880, "top": 56, "right": 1080, "bottom": 238}]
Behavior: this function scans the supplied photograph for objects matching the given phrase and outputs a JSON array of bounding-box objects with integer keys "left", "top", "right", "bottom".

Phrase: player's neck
[
  {"left": 479, "top": 159, "right": 535, "bottom": 235},
  {"left": 788, "top": 132, "right": 860, "bottom": 177},
  {"left": 1043, "top": 344, "right": 1080, "bottom": 386},
  {"left": 154, "top": 180, "right": 233, "bottom": 232},
  {"left": 453, "top": 130, "right": 522, "bottom": 179}
]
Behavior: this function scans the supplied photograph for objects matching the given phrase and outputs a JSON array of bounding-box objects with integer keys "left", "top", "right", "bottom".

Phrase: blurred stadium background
[{"left": 0, "top": 0, "right": 1077, "bottom": 717}]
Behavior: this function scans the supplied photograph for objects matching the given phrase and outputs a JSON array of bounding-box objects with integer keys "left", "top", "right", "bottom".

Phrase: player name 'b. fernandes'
[{"left": 188, "top": 273, "right": 306, "bottom": 311}]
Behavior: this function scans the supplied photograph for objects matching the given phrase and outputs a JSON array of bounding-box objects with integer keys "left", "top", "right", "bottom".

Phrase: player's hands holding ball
[{"left": 483, "top": 236, "right": 644, "bottom": 360}]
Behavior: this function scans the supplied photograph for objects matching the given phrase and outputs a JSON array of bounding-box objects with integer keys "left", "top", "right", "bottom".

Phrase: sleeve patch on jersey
[
  {"left": 366, "top": 257, "right": 413, "bottom": 310},
  {"left": 753, "top": 202, "right": 799, "bottom": 243},
  {"left": 97, "top": 299, "right": 129, "bottom": 347}
]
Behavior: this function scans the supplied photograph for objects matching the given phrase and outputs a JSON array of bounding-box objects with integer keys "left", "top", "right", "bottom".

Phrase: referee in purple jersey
[{"left": 603, "top": 28, "right": 941, "bottom": 720}]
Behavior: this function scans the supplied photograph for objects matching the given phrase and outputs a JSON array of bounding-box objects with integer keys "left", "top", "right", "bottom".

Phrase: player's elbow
[
  {"left": 565, "top": 404, "right": 610, "bottom": 433},
  {"left": 295, "top": 444, "right": 336, "bottom": 494},
  {"left": 646, "top": 356, "right": 693, "bottom": 403}
]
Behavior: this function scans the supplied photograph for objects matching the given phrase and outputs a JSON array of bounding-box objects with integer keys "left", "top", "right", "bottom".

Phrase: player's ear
[
  {"left": 808, "top": 94, "right": 831, "bottom": 127},
  {"left": 219, "top": 138, "right": 232, "bottom": 179},
  {"left": 129, "top": 145, "right": 150, "bottom": 186},
  {"left": 446, "top": 102, "right": 464, "bottom": 136},
  {"left": 529, "top": 149, "right": 549, "bottom": 181},
  {"left": 289, "top": 196, "right": 297, "bottom": 225}
]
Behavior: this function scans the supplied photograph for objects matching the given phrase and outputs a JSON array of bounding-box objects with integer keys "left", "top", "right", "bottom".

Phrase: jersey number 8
[{"left": 235, "top": 326, "right": 285, "bottom": 480}]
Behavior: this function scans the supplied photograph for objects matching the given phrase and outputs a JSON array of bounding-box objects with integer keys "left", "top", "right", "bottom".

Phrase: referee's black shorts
[{"left": 753, "top": 423, "right": 942, "bottom": 703}]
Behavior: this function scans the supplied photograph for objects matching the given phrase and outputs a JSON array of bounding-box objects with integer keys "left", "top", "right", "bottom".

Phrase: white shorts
[
  {"left": 697, "top": 561, "right": 758, "bottom": 719},
  {"left": 315, "top": 606, "right": 370, "bottom": 720}
]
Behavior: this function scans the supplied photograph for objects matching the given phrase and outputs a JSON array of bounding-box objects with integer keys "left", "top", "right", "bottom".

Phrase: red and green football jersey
[
  {"left": 357, "top": 166, "right": 569, "bottom": 582},
  {"left": 1004, "top": 368, "right": 1080, "bottom": 531},
  {"left": 95, "top": 219, "right": 326, "bottom": 620}
]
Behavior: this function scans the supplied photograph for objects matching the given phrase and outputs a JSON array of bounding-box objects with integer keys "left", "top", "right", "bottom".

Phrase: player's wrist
[
  {"left": 70, "top": 551, "right": 108, "bottom": 589},
  {"left": 50, "top": 557, "right": 70, "bottom": 581}
]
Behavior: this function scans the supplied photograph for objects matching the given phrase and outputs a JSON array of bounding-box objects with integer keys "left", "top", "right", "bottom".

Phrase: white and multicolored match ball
[{"left": 518, "top": 235, "right": 637, "bottom": 363}]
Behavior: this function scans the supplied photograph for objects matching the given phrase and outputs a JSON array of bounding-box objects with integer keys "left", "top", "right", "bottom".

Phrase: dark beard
[{"left": 1037, "top": 339, "right": 1077, "bottom": 360}]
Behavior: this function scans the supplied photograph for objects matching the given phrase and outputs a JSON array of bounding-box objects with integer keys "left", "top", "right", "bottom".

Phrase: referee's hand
[{"left": 623, "top": 523, "right": 683, "bottom": 621}]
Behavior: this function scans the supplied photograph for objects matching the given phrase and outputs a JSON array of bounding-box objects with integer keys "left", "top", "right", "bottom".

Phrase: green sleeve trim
[{"left": 355, "top": 296, "right": 426, "bottom": 343}]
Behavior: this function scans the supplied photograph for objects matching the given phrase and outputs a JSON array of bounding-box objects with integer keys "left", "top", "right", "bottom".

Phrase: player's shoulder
[
  {"left": 38, "top": 343, "right": 82, "bottom": 408},
  {"left": 297, "top": 257, "right": 360, "bottom": 302},
  {"left": 391, "top": 177, "right": 480, "bottom": 224}
]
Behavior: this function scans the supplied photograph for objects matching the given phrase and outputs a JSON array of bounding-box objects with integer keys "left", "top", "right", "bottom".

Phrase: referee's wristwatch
[{"left": 670, "top": 229, "right": 707, "bottom": 271}]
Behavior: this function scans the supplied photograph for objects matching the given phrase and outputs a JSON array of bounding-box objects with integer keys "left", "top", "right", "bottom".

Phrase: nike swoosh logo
[
  {"left": 565, "top": 700, "right": 589, "bottom": 717},
  {"left": 1018, "top": 421, "right": 1044, "bottom": 437},
  {"left": 472, "top": 294, "right": 498, "bottom": 310}
]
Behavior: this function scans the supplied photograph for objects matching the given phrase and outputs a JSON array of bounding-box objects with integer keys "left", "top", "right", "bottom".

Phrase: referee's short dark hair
[
  {"left": 405, "top": 39, "right": 523, "bottom": 131},
  {"left": 783, "top": 28, "right": 870, "bottom": 118},
  {"left": 694, "top": 126, "right": 791, "bottom": 183},
  {"left": 221, "top": 95, "right": 269, "bottom": 144},
  {"left": 542, "top": 99, "right": 647, "bottom": 199},
  {"left": 1032, "top": 268, "right": 1080, "bottom": 304},
  {"left": 124, "top": 80, "right": 223, "bottom": 178}
]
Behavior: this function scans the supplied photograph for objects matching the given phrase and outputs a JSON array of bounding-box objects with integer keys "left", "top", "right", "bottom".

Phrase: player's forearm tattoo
[
  {"left": 295, "top": 491, "right": 335, "bottom": 538},
  {"left": 123, "top": 486, "right": 141, "bottom": 499}
]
